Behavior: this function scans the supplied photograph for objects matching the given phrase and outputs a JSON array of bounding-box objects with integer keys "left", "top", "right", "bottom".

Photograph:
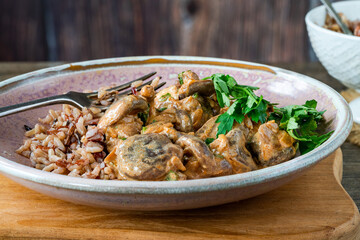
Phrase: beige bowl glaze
[{"left": 0, "top": 56, "right": 352, "bottom": 210}]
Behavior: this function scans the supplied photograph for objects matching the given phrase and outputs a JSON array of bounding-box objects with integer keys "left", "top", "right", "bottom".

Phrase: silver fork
[{"left": 0, "top": 72, "right": 165, "bottom": 117}]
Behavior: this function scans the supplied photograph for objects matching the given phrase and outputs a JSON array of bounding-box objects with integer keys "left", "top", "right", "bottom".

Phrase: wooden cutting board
[{"left": 0, "top": 149, "right": 359, "bottom": 239}]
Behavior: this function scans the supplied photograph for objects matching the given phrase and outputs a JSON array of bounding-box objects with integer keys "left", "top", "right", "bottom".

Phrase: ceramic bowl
[
  {"left": 0, "top": 56, "right": 352, "bottom": 211},
  {"left": 305, "top": 1, "right": 360, "bottom": 90}
]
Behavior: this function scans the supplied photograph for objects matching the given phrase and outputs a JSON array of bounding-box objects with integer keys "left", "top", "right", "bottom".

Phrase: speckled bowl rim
[
  {"left": 305, "top": 0, "right": 360, "bottom": 41},
  {"left": 0, "top": 56, "right": 353, "bottom": 194}
]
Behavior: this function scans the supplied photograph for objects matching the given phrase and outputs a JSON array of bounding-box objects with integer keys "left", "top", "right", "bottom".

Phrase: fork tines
[{"left": 86, "top": 71, "right": 157, "bottom": 98}]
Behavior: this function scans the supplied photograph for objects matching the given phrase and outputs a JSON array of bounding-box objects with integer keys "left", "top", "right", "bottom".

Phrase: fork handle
[{"left": 0, "top": 93, "right": 77, "bottom": 118}]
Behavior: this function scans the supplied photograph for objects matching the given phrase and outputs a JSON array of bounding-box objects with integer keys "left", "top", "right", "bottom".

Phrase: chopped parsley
[
  {"left": 118, "top": 136, "right": 127, "bottom": 140},
  {"left": 138, "top": 111, "right": 149, "bottom": 126},
  {"left": 193, "top": 92, "right": 199, "bottom": 98},
  {"left": 141, "top": 126, "right": 148, "bottom": 133},
  {"left": 214, "top": 154, "right": 224, "bottom": 159},
  {"left": 165, "top": 171, "right": 178, "bottom": 181},
  {"left": 204, "top": 73, "right": 271, "bottom": 137},
  {"left": 159, "top": 93, "right": 172, "bottom": 102},
  {"left": 268, "top": 99, "right": 333, "bottom": 154},
  {"left": 178, "top": 71, "right": 185, "bottom": 85},
  {"left": 205, "top": 138, "right": 215, "bottom": 145},
  {"left": 156, "top": 107, "right": 167, "bottom": 112}
]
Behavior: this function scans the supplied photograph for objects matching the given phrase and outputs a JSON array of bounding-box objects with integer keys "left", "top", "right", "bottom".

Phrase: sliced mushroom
[
  {"left": 178, "top": 80, "right": 215, "bottom": 100},
  {"left": 98, "top": 95, "right": 148, "bottom": 130},
  {"left": 249, "top": 120, "right": 296, "bottom": 167},
  {"left": 151, "top": 108, "right": 193, "bottom": 133},
  {"left": 176, "top": 134, "right": 232, "bottom": 179},
  {"left": 113, "top": 133, "right": 184, "bottom": 180},
  {"left": 178, "top": 70, "right": 215, "bottom": 99}
]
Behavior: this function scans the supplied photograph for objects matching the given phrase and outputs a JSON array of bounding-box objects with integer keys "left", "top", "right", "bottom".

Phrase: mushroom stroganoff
[{"left": 16, "top": 70, "right": 332, "bottom": 181}]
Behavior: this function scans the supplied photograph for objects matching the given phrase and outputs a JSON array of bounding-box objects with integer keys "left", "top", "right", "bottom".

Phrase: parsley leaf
[
  {"left": 206, "top": 73, "right": 271, "bottom": 137},
  {"left": 268, "top": 99, "right": 333, "bottom": 154},
  {"left": 215, "top": 113, "right": 234, "bottom": 136}
]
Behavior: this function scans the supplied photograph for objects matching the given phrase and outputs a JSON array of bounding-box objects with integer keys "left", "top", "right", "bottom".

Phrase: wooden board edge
[{"left": 332, "top": 149, "right": 360, "bottom": 240}]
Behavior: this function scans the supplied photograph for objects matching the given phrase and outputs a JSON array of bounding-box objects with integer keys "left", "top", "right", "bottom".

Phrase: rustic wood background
[{"left": 0, "top": 0, "right": 331, "bottom": 62}]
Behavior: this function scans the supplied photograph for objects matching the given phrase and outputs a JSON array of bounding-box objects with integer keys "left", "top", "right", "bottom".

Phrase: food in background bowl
[
  {"left": 323, "top": 13, "right": 360, "bottom": 36},
  {"left": 16, "top": 70, "right": 332, "bottom": 181},
  {"left": 305, "top": 0, "right": 360, "bottom": 89}
]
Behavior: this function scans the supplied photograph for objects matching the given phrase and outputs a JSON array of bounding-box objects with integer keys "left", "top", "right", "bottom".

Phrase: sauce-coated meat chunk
[
  {"left": 176, "top": 134, "right": 232, "bottom": 179},
  {"left": 250, "top": 120, "right": 296, "bottom": 167},
  {"left": 209, "top": 129, "right": 257, "bottom": 174}
]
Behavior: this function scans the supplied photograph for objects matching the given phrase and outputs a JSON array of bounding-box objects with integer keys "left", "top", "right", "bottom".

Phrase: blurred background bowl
[{"left": 305, "top": 0, "right": 360, "bottom": 90}]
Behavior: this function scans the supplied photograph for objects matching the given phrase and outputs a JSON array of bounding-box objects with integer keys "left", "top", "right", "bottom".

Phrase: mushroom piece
[
  {"left": 209, "top": 129, "right": 257, "bottom": 174},
  {"left": 175, "top": 134, "right": 232, "bottom": 179},
  {"left": 181, "top": 70, "right": 200, "bottom": 84},
  {"left": 180, "top": 95, "right": 215, "bottom": 131},
  {"left": 140, "top": 85, "right": 155, "bottom": 100},
  {"left": 151, "top": 108, "right": 193, "bottom": 133},
  {"left": 178, "top": 70, "right": 215, "bottom": 99},
  {"left": 112, "top": 133, "right": 185, "bottom": 180},
  {"left": 249, "top": 120, "right": 296, "bottom": 167},
  {"left": 98, "top": 95, "right": 148, "bottom": 130},
  {"left": 178, "top": 80, "right": 215, "bottom": 100}
]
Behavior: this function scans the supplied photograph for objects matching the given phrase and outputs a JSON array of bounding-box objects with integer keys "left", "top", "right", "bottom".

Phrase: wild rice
[{"left": 16, "top": 104, "right": 116, "bottom": 179}]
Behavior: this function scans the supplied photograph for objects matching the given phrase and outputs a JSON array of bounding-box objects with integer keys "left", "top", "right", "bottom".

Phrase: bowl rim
[
  {"left": 305, "top": 0, "right": 360, "bottom": 41},
  {"left": 0, "top": 56, "right": 353, "bottom": 195}
]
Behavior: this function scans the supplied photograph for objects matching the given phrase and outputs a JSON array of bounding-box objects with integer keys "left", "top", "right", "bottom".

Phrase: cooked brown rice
[{"left": 16, "top": 104, "right": 116, "bottom": 179}]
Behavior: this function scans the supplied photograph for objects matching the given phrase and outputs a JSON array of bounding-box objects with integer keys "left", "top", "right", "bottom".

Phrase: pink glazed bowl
[{"left": 0, "top": 56, "right": 352, "bottom": 210}]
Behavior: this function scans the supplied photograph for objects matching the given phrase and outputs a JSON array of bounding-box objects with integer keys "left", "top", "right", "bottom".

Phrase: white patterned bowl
[{"left": 305, "top": 1, "right": 360, "bottom": 90}]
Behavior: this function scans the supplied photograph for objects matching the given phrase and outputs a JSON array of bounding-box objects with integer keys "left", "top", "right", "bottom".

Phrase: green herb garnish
[
  {"left": 205, "top": 73, "right": 270, "bottom": 137},
  {"left": 205, "top": 138, "right": 214, "bottom": 145},
  {"left": 138, "top": 112, "right": 149, "bottom": 126},
  {"left": 165, "top": 171, "right": 178, "bottom": 181},
  {"left": 141, "top": 126, "right": 148, "bottom": 133},
  {"left": 268, "top": 99, "right": 333, "bottom": 154},
  {"left": 118, "top": 136, "right": 127, "bottom": 140},
  {"left": 156, "top": 107, "right": 167, "bottom": 112},
  {"left": 214, "top": 154, "right": 224, "bottom": 159},
  {"left": 193, "top": 92, "right": 199, "bottom": 98},
  {"left": 178, "top": 71, "right": 185, "bottom": 85},
  {"left": 159, "top": 93, "right": 172, "bottom": 102}
]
